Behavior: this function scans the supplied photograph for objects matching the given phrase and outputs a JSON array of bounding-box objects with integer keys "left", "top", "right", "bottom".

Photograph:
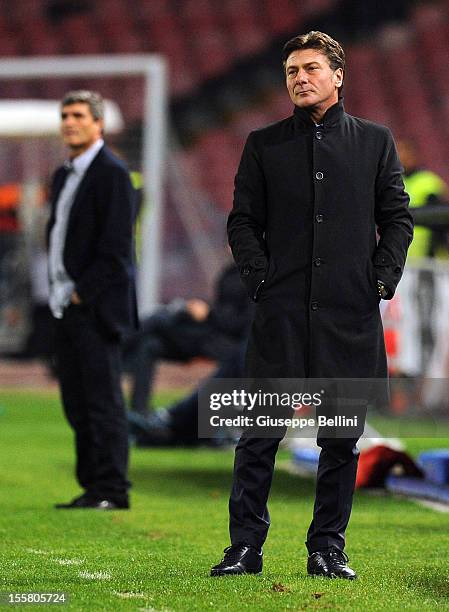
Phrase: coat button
[
  {"left": 242, "top": 267, "right": 250, "bottom": 276},
  {"left": 316, "top": 131, "right": 323, "bottom": 140},
  {"left": 314, "top": 257, "right": 322, "bottom": 267},
  {"left": 311, "top": 301, "right": 319, "bottom": 311},
  {"left": 315, "top": 171, "right": 324, "bottom": 180},
  {"left": 315, "top": 214, "right": 323, "bottom": 223}
]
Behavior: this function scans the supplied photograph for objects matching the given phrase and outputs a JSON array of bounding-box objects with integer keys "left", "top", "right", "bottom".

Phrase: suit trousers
[
  {"left": 55, "top": 304, "right": 130, "bottom": 502},
  {"left": 229, "top": 433, "right": 360, "bottom": 553}
]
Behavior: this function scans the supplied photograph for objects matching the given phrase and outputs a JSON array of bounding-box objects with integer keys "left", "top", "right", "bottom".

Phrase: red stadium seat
[
  {"left": 56, "top": 16, "right": 103, "bottom": 54},
  {"left": 180, "top": 0, "right": 220, "bottom": 32},
  {"left": 193, "top": 30, "right": 233, "bottom": 80},
  {"left": 262, "top": 0, "right": 301, "bottom": 35},
  {"left": 22, "top": 23, "right": 62, "bottom": 56},
  {"left": 0, "top": 32, "right": 21, "bottom": 56}
]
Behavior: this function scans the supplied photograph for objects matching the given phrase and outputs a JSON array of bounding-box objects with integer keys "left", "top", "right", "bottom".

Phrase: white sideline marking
[
  {"left": 26, "top": 548, "right": 50, "bottom": 555},
  {"left": 54, "top": 558, "right": 85, "bottom": 565},
  {"left": 78, "top": 570, "right": 112, "bottom": 580},
  {"left": 411, "top": 498, "right": 449, "bottom": 513},
  {"left": 137, "top": 608, "right": 173, "bottom": 612},
  {"left": 114, "top": 592, "right": 148, "bottom": 600}
]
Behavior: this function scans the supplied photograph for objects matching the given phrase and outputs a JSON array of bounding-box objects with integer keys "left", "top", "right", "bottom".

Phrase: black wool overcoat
[{"left": 227, "top": 100, "right": 413, "bottom": 378}]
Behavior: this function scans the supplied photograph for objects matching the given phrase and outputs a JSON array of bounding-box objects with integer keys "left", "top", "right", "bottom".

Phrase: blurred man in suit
[{"left": 47, "top": 91, "right": 138, "bottom": 510}]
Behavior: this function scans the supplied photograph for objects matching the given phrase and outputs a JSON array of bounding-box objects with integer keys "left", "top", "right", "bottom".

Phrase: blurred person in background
[
  {"left": 211, "top": 31, "right": 413, "bottom": 580},
  {"left": 23, "top": 192, "right": 55, "bottom": 372},
  {"left": 123, "top": 259, "right": 252, "bottom": 416},
  {"left": 0, "top": 183, "right": 30, "bottom": 353},
  {"left": 397, "top": 139, "right": 449, "bottom": 371},
  {"left": 47, "top": 91, "right": 138, "bottom": 510},
  {"left": 128, "top": 341, "right": 246, "bottom": 448},
  {"left": 397, "top": 139, "right": 448, "bottom": 260}
]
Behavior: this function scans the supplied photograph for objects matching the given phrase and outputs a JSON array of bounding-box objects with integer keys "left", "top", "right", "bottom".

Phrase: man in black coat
[
  {"left": 47, "top": 91, "right": 138, "bottom": 510},
  {"left": 211, "top": 32, "right": 413, "bottom": 579}
]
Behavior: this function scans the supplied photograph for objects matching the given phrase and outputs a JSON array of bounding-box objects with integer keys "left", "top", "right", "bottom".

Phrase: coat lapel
[
  {"left": 46, "top": 166, "right": 68, "bottom": 247},
  {"left": 66, "top": 146, "right": 105, "bottom": 228},
  {"left": 49, "top": 166, "right": 68, "bottom": 213}
]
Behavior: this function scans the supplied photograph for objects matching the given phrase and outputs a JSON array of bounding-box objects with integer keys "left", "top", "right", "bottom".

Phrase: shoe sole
[
  {"left": 210, "top": 570, "right": 262, "bottom": 577},
  {"left": 308, "top": 572, "right": 357, "bottom": 580},
  {"left": 54, "top": 505, "right": 129, "bottom": 510}
]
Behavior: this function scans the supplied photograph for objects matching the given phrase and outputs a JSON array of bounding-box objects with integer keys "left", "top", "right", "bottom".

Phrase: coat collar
[
  {"left": 49, "top": 145, "right": 106, "bottom": 225},
  {"left": 46, "top": 145, "right": 109, "bottom": 245},
  {"left": 69, "top": 138, "right": 104, "bottom": 177},
  {"left": 293, "top": 98, "right": 345, "bottom": 130}
]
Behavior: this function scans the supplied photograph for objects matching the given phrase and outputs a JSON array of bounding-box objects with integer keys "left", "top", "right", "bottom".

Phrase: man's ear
[
  {"left": 334, "top": 68, "right": 344, "bottom": 88},
  {"left": 97, "top": 118, "right": 105, "bottom": 136}
]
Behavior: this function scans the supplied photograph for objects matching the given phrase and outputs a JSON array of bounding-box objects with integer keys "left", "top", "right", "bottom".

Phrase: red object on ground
[{"left": 356, "top": 444, "right": 423, "bottom": 489}]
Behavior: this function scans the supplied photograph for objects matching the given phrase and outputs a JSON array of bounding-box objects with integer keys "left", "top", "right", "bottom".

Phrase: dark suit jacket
[{"left": 47, "top": 144, "right": 139, "bottom": 339}]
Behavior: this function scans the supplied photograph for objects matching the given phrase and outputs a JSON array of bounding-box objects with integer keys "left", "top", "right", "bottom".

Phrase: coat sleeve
[
  {"left": 227, "top": 131, "right": 269, "bottom": 302},
  {"left": 75, "top": 164, "right": 136, "bottom": 304},
  {"left": 374, "top": 129, "right": 414, "bottom": 299}
]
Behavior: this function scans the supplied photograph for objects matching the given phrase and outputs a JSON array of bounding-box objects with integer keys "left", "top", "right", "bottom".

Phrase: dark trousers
[
  {"left": 229, "top": 434, "right": 360, "bottom": 553},
  {"left": 55, "top": 304, "right": 130, "bottom": 502}
]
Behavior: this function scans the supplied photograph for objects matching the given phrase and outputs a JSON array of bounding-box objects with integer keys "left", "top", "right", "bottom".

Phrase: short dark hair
[
  {"left": 282, "top": 30, "right": 345, "bottom": 77},
  {"left": 61, "top": 90, "right": 104, "bottom": 121}
]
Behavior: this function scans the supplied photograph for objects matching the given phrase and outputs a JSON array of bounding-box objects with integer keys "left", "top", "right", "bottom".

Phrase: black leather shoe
[
  {"left": 307, "top": 548, "right": 357, "bottom": 580},
  {"left": 55, "top": 494, "right": 129, "bottom": 510},
  {"left": 210, "top": 544, "right": 263, "bottom": 576}
]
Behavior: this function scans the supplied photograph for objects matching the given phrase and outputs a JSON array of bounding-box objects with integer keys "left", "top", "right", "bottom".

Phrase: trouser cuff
[
  {"left": 231, "top": 533, "right": 264, "bottom": 551},
  {"left": 306, "top": 536, "right": 344, "bottom": 554}
]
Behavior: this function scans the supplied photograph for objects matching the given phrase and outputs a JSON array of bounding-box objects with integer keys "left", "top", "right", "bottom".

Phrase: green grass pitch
[{"left": 1, "top": 389, "right": 449, "bottom": 611}]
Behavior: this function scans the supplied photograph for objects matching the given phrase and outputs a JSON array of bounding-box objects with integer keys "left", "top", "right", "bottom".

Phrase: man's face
[
  {"left": 285, "top": 48, "right": 343, "bottom": 111},
  {"left": 60, "top": 102, "right": 103, "bottom": 154}
]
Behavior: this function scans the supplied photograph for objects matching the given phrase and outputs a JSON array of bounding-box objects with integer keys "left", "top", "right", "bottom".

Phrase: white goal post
[{"left": 0, "top": 54, "right": 168, "bottom": 317}]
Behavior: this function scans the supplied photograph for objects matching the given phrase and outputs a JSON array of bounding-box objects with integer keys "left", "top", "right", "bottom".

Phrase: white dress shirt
[{"left": 48, "top": 138, "right": 104, "bottom": 319}]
